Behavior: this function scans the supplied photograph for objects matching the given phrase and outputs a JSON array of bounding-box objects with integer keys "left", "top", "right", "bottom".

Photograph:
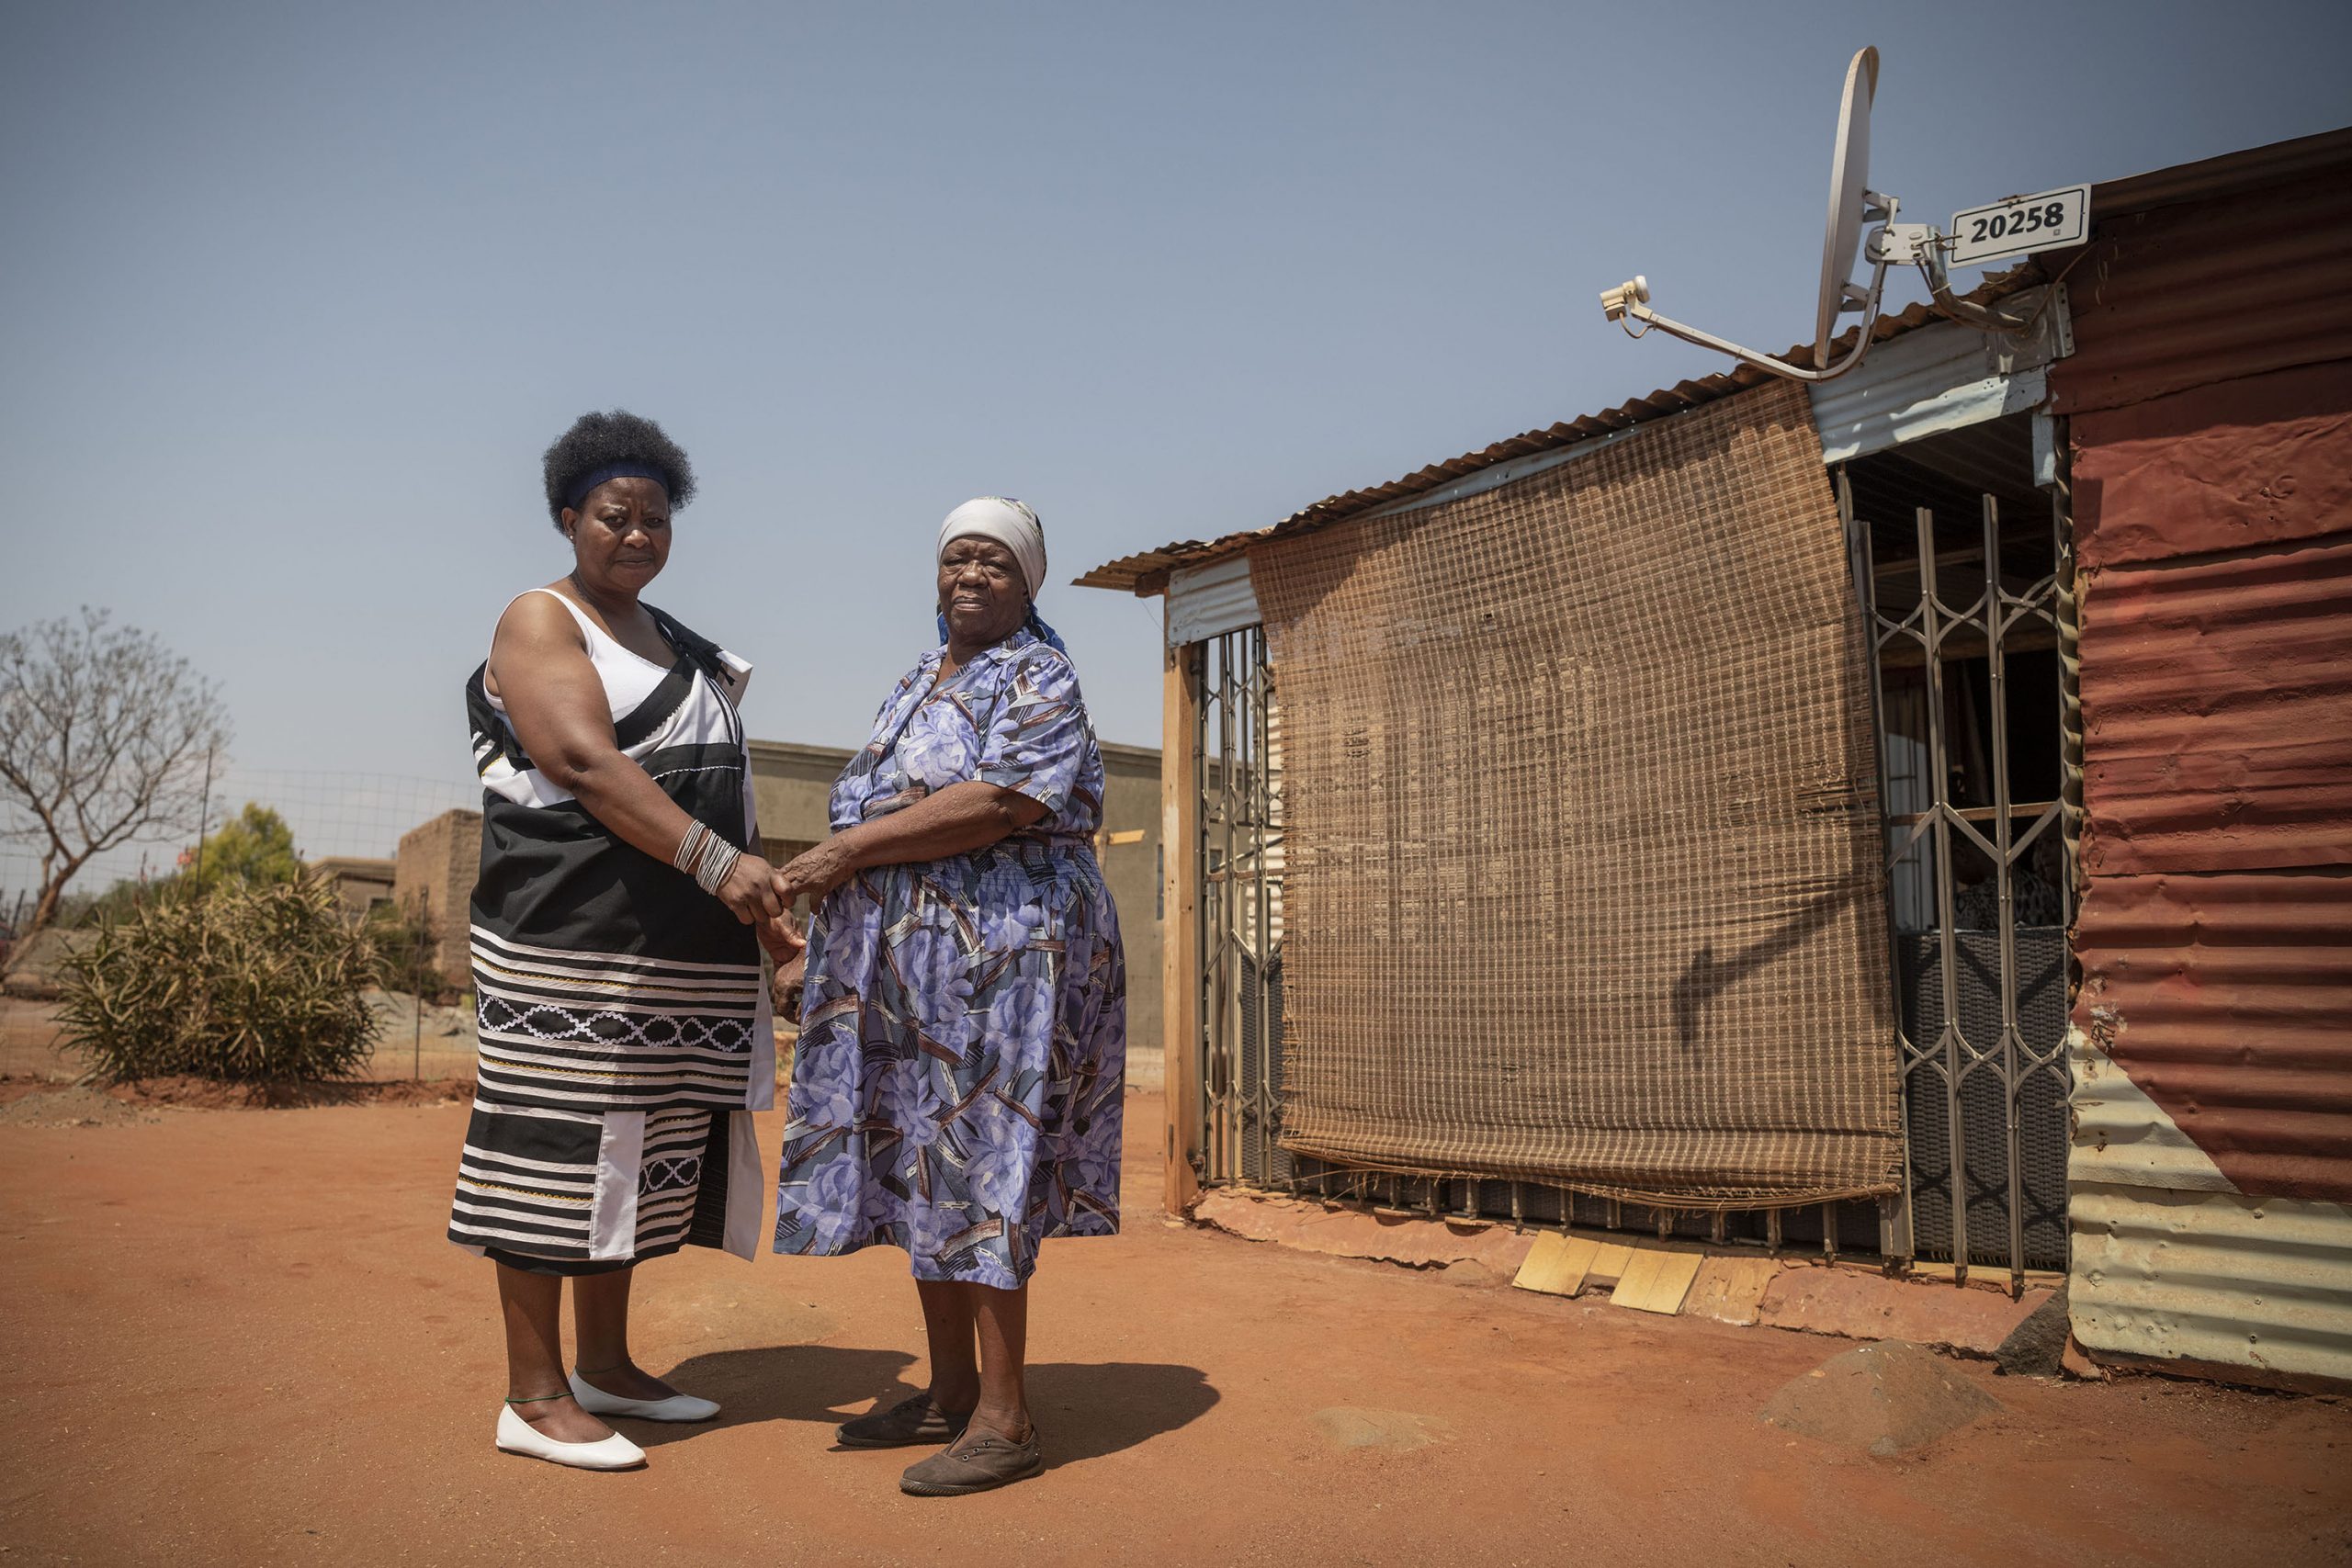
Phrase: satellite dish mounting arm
[
  {"left": 1597, "top": 47, "right": 1900, "bottom": 385},
  {"left": 1604, "top": 201, "right": 2034, "bottom": 376},
  {"left": 1600, "top": 254, "right": 1896, "bottom": 384},
  {"left": 1909, "top": 240, "right": 2037, "bottom": 335}
]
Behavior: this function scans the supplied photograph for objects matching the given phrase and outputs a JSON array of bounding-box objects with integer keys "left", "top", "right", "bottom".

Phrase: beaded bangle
[
  {"left": 673, "top": 819, "right": 710, "bottom": 873},
  {"left": 692, "top": 831, "right": 742, "bottom": 896},
  {"left": 673, "top": 818, "right": 741, "bottom": 897}
]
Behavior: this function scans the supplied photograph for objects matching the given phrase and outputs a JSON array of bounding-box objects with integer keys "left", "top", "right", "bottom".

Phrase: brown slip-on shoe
[
  {"left": 835, "top": 1394, "right": 975, "bottom": 1450},
  {"left": 899, "top": 1427, "right": 1045, "bottom": 1496}
]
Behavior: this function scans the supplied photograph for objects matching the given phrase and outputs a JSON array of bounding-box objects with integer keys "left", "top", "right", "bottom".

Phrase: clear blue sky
[{"left": 6, "top": 1, "right": 2347, "bottom": 785}]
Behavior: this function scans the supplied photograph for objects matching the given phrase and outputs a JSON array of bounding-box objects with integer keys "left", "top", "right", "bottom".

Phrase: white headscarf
[{"left": 938, "top": 496, "right": 1046, "bottom": 601}]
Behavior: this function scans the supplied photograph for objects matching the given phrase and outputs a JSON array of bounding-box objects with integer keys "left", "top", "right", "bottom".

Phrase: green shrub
[{"left": 58, "top": 877, "right": 382, "bottom": 1082}]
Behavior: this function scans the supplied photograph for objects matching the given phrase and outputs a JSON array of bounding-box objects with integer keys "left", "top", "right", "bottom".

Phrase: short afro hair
[{"left": 541, "top": 409, "right": 697, "bottom": 527}]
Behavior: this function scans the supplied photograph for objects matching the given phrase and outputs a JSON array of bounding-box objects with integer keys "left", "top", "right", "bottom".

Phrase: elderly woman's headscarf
[{"left": 935, "top": 496, "right": 1069, "bottom": 653}]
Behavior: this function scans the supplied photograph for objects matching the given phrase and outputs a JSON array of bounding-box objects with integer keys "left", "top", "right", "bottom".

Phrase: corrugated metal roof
[
  {"left": 2087, "top": 124, "right": 2352, "bottom": 221},
  {"left": 2051, "top": 167, "right": 2352, "bottom": 416},
  {"left": 1074, "top": 286, "right": 2037, "bottom": 593}
]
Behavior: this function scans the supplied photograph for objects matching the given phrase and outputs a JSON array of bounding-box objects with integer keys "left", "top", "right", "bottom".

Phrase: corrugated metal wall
[
  {"left": 2052, "top": 176, "right": 2352, "bottom": 416},
  {"left": 1165, "top": 555, "right": 1263, "bottom": 646},
  {"left": 2058, "top": 153, "right": 2352, "bottom": 1386},
  {"left": 2074, "top": 874, "right": 2352, "bottom": 1204}
]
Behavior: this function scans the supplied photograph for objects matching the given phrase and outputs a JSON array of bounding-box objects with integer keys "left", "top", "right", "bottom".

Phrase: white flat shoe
[
  {"left": 570, "top": 1370, "right": 721, "bottom": 1423},
  {"left": 494, "top": 1404, "right": 647, "bottom": 1470}
]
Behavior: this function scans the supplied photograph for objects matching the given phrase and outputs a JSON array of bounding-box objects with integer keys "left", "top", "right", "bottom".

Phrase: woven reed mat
[{"left": 1252, "top": 379, "right": 1898, "bottom": 1206}]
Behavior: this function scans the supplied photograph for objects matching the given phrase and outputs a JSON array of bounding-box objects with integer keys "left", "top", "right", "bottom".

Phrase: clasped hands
[{"left": 716, "top": 838, "right": 861, "bottom": 1001}]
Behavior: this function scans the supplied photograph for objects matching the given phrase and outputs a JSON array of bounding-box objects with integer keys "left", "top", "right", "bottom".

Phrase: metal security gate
[
  {"left": 1840, "top": 418, "right": 2077, "bottom": 1291},
  {"left": 1195, "top": 626, "right": 1285, "bottom": 1189}
]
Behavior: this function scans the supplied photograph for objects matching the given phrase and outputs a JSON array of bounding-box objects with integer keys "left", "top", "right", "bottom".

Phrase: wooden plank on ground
[
  {"left": 1614, "top": 1249, "right": 1704, "bottom": 1314},
  {"left": 1610, "top": 1247, "right": 1665, "bottom": 1307},
  {"left": 1511, "top": 1233, "right": 1598, "bottom": 1297},
  {"left": 1683, "top": 1258, "right": 1781, "bottom": 1325}
]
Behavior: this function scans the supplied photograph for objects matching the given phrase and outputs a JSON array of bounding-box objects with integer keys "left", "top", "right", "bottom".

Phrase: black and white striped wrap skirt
[{"left": 452, "top": 1098, "right": 765, "bottom": 1271}]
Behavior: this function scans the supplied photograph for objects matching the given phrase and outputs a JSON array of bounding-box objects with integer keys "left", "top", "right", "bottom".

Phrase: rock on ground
[{"left": 1995, "top": 1285, "right": 2072, "bottom": 1377}]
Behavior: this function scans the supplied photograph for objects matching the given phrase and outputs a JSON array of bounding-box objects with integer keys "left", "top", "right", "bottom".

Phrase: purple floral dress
[{"left": 774, "top": 626, "right": 1125, "bottom": 1289}]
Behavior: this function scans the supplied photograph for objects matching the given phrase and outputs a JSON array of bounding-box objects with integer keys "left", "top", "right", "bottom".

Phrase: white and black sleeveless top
[{"left": 464, "top": 589, "right": 774, "bottom": 1114}]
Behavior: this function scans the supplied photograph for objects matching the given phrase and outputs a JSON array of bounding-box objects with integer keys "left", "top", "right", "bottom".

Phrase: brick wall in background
[{"left": 394, "top": 809, "right": 481, "bottom": 989}]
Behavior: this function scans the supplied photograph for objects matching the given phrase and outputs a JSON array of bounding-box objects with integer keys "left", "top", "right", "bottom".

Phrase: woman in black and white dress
[{"left": 448, "top": 410, "right": 797, "bottom": 1470}]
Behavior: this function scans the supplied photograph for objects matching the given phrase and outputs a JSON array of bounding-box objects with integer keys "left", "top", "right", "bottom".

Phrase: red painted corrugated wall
[
  {"left": 2054, "top": 176, "right": 2352, "bottom": 417},
  {"left": 2061, "top": 157, "right": 2352, "bottom": 1206}
]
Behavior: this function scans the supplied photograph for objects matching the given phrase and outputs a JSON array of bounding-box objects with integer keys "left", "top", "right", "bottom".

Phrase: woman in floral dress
[{"left": 771, "top": 497, "right": 1125, "bottom": 1496}]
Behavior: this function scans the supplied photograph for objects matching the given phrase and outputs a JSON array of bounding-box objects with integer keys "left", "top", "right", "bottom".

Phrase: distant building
[
  {"left": 748, "top": 740, "right": 854, "bottom": 870},
  {"left": 1094, "top": 742, "right": 1166, "bottom": 1088},
  {"left": 305, "top": 856, "right": 396, "bottom": 922},
  {"left": 394, "top": 809, "right": 482, "bottom": 988}
]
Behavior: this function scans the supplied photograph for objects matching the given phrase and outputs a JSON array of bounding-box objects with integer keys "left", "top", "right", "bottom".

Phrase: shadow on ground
[{"left": 650, "top": 1347, "right": 1218, "bottom": 1469}]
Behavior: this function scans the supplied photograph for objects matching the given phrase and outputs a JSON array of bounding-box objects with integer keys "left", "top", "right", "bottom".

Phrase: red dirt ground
[{"left": 3, "top": 1091, "right": 2347, "bottom": 1567}]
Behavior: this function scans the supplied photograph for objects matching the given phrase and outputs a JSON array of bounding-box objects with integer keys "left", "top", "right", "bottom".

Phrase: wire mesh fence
[
  {"left": 0, "top": 764, "right": 481, "bottom": 925},
  {"left": 2, "top": 765, "right": 484, "bottom": 1083}
]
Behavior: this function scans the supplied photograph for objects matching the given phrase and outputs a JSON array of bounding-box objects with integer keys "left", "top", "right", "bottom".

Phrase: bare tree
[{"left": 0, "top": 609, "right": 232, "bottom": 964}]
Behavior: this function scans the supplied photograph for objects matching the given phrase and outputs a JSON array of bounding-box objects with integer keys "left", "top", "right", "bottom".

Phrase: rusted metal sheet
[
  {"left": 2076, "top": 530, "right": 2352, "bottom": 874},
  {"left": 2074, "top": 873, "right": 2352, "bottom": 1203},
  {"left": 2088, "top": 125, "right": 2352, "bottom": 222},
  {"left": 2061, "top": 132, "right": 2352, "bottom": 1391},
  {"left": 2072, "top": 995, "right": 2352, "bottom": 1388},
  {"left": 2051, "top": 170, "right": 2352, "bottom": 416},
  {"left": 2071, "top": 1026, "right": 2234, "bottom": 1194},
  {"left": 2073, "top": 360, "right": 2352, "bottom": 568}
]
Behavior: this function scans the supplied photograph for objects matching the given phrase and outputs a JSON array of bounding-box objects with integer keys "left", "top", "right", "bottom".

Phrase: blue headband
[{"left": 565, "top": 463, "right": 671, "bottom": 512}]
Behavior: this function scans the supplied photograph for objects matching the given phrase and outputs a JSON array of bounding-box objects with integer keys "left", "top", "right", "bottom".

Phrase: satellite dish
[
  {"left": 1597, "top": 44, "right": 2030, "bottom": 381},
  {"left": 1598, "top": 44, "right": 1915, "bottom": 383},
  {"left": 1814, "top": 46, "right": 1879, "bottom": 368}
]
